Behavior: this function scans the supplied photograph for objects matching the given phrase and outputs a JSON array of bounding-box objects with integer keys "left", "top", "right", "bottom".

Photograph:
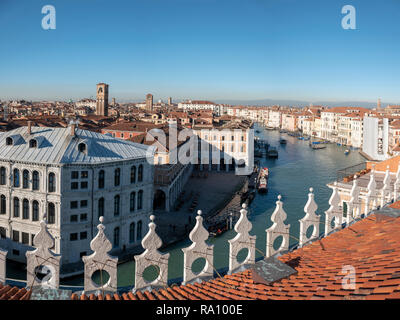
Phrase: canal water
[{"left": 7, "top": 124, "right": 365, "bottom": 288}]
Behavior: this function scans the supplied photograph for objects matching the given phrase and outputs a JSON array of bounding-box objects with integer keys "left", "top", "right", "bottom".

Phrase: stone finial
[
  {"left": 26, "top": 220, "right": 61, "bottom": 289},
  {"left": 347, "top": 176, "right": 361, "bottom": 223},
  {"left": 182, "top": 210, "right": 214, "bottom": 285},
  {"left": 381, "top": 165, "right": 392, "bottom": 206},
  {"left": 133, "top": 215, "right": 169, "bottom": 292},
  {"left": 299, "top": 188, "right": 320, "bottom": 247},
  {"left": 394, "top": 164, "right": 400, "bottom": 201},
  {"left": 266, "top": 195, "right": 290, "bottom": 257},
  {"left": 82, "top": 217, "right": 118, "bottom": 293},
  {"left": 325, "top": 182, "right": 342, "bottom": 236},
  {"left": 228, "top": 203, "right": 256, "bottom": 274},
  {"left": 0, "top": 248, "right": 6, "bottom": 284},
  {"left": 366, "top": 167, "right": 377, "bottom": 214}
]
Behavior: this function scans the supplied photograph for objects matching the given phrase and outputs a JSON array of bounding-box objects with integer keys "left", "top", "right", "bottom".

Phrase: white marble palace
[{"left": 0, "top": 122, "right": 155, "bottom": 267}]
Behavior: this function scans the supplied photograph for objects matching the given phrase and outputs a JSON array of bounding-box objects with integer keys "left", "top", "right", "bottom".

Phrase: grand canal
[{"left": 7, "top": 124, "right": 365, "bottom": 288}]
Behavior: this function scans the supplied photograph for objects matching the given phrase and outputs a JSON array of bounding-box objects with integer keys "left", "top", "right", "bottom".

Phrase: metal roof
[{"left": 0, "top": 126, "right": 155, "bottom": 165}]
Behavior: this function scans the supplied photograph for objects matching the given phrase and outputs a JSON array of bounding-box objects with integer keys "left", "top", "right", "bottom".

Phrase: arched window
[
  {"left": 48, "top": 172, "right": 55, "bottom": 192},
  {"left": 13, "top": 169, "right": 20, "bottom": 187},
  {"left": 78, "top": 143, "right": 86, "bottom": 153},
  {"left": 129, "top": 222, "right": 135, "bottom": 243},
  {"left": 98, "top": 197, "right": 104, "bottom": 218},
  {"left": 98, "top": 170, "right": 105, "bottom": 189},
  {"left": 113, "top": 227, "right": 120, "bottom": 248},
  {"left": 114, "top": 195, "right": 120, "bottom": 216},
  {"left": 343, "top": 202, "right": 348, "bottom": 217},
  {"left": 48, "top": 202, "right": 55, "bottom": 224},
  {"left": 138, "top": 165, "right": 143, "bottom": 182},
  {"left": 13, "top": 197, "right": 20, "bottom": 217},
  {"left": 0, "top": 227, "right": 6, "bottom": 239},
  {"left": 130, "top": 166, "right": 136, "bottom": 183},
  {"left": 32, "top": 171, "right": 39, "bottom": 190},
  {"left": 32, "top": 201, "right": 39, "bottom": 221},
  {"left": 23, "top": 170, "right": 29, "bottom": 189},
  {"left": 137, "top": 190, "right": 143, "bottom": 210},
  {"left": 0, "top": 167, "right": 6, "bottom": 185},
  {"left": 130, "top": 192, "right": 136, "bottom": 212},
  {"left": 23, "top": 199, "right": 29, "bottom": 219},
  {"left": 29, "top": 139, "right": 37, "bottom": 148},
  {"left": 0, "top": 195, "right": 6, "bottom": 214},
  {"left": 137, "top": 221, "right": 143, "bottom": 241},
  {"left": 114, "top": 168, "right": 120, "bottom": 186}
]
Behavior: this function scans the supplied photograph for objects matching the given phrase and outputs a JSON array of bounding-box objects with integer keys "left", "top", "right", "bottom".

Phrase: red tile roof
[
  {"left": 71, "top": 212, "right": 400, "bottom": 300},
  {"left": 0, "top": 284, "right": 31, "bottom": 300}
]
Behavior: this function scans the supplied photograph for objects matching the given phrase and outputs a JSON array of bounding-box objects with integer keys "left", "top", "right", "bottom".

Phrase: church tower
[
  {"left": 96, "top": 83, "right": 109, "bottom": 116},
  {"left": 146, "top": 94, "right": 153, "bottom": 111}
]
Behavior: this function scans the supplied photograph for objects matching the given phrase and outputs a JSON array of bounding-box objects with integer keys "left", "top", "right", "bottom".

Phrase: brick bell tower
[{"left": 96, "top": 83, "right": 109, "bottom": 116}]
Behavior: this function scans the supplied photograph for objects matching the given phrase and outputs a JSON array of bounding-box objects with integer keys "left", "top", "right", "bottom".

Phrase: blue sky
[{"left": 0, "top": 0, "right": 399, "bottom": 104}]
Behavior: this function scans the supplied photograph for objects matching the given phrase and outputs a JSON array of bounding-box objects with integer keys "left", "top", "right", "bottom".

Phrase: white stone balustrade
[
  {"left": 133, "top": 215, "right": 170, "bottom": 292},
  {"left": 325, "top": 182, "right": 342, "bottom": 236},
  {"left": 346, "top": 176, "right": 360, "bottom": 224},
  {"left": 266, "top": 195, "right": 290, "bottom": 257},
  {"left": 381, "top": 166, "right": 392, "bottom": 206},
  {"left": 365, "top": 166, "right": 377, "bottom": 215},
  {"left": 26, "top": 219, "right": 61, "bottom": 289},
  {"left": 82, "top": 217, "right": 118, "bottom": 293},
  {"left": 182, "top": 210, "right": 214, "bottom": 285},
  {"left": 299, "top": 188, "right": 320, "bottom": 247},
  {"left": 394, "top": 165, "right": 400, "bottom": 201},
  {"left": 228, "top": 203, "right": 256, "bottom": 274},
  {"left": 0, "top": 248, "right": 6, "bottom": 284}
]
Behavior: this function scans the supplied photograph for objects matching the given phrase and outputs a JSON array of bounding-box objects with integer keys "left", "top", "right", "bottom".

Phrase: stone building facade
[{"left": 0, "top": 124, "right": 155, "bottom": 268}]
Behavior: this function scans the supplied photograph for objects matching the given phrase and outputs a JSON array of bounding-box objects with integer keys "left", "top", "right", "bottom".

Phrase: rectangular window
[
  {"left": 80, "top": 213, "right": 87, "bottom": 221},
  {"left": 71, "top": 171, "right": 79, "bottom": 179},
  {"left": 12, "top": 230, "right": 19, "bottom": 242},
  {"left": 71, "top": 182, "right": 79, "bottom": 190},
  {"left": 81, "top": 181, "right": 88, "bottom": 189},
  {"left": 70, "top": 215, "right": 78, "bottom": 222},
  {"left": 80, "top": 232, "right": 87, "bottom": 240},
  {"left": 70, "top": 201, "right": 78, "bottom": 209},
  {"left": 80, "top": 200, "right": 88, "bottom": 208},
  {"left": 22, "top": 232, "right": 29, "bottom": 245},
  {"left": 12, "top": 249, "right": 19, "bottom": 256},
  {"left": 81, "top": 171, "right": 88, "bottom": 179},
  {"left": 70, "top": 233, "right": 78, "bottom": 241}
]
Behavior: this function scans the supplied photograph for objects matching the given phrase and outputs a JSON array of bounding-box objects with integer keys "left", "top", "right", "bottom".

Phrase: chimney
[
  {"left": 70, "top": 123, "right": 76, "bottom": 136},
  {"left": 27, "top": 121, "right": 32, "bottom": 135}
]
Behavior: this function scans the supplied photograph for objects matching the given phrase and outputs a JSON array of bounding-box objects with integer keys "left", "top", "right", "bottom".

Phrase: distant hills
[{"left": 213, "top": 99, "right": 396, "bottom": 109}]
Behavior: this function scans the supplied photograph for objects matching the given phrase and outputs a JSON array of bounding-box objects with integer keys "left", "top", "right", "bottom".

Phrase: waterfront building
[
  {"left": 96, "top": 83, "right": 109, "bottom": 116},
  {"left": 266, "top": 109, "right": 281, "bottom": 128},
  {"left": 281, "top": 113, "right": 298, "bottom": 132},
  {"left": 192, "top": 119, "right": 254, "bottom": 175},
  {"left": 363, "top": 115, "right": 389, "bottom": 160},
  {"left": 0, "top": 123, "right": 155, "bottom": 268}
]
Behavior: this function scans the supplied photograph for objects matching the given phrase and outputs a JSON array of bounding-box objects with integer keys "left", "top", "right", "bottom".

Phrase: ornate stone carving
[
  {"left": 26, "top": 219, "right": 61, "bottom": 289},
  {"left": 381, "top": 166, "right": 392, "bottom": 206},
  {"left": 365, "top": 166, "right": 377, "bottom": 214},
  {"left": 266, "top": 195, "right": 290, "bottom": 257},
  {"left": 325, "top": 182, "right": 342, "bottom": 236},
  {"left": 299, "top": 188, "right": 320, "bottom": 247},
  {"left": 394, "top": 164, "right": 400, "bottom": 201},
  {"left": 82, "top": 217, "right": 118, "bottom": 293},
  {"left": 228, "top": 203, "right": 256, "bottom": 274},
  {"left": 0, "top": 248, "right": 6, "bottom": 284},
  {"left": 134, "top": 215, "right": 169, "bottom": 292},
  {"left": 182, "top": 210, "right": 214, "bottom": 285},
  {"left": 347, "top": 175, "right": 361, "bottom": 223}
]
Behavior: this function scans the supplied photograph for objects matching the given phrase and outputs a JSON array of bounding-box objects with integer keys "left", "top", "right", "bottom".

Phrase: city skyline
[{"left": 1, "top": 0, "right": 400, "bottom": 103}]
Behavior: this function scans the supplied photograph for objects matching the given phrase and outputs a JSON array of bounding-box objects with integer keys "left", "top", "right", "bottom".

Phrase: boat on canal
[
  {"left": 344, "top": 149, "right": 350, "bottom": 155},
  {"left": 311, "top": 144, "right": 326, "bottom": 150},
  {"left": 267, "top": 147, "right": 278, "bottom": 158},
  {"left": 280, "top": 138, "right": 287, "bottom": 144},
  {"left": 257, "top": 167, "right": 269, "bottom": 193}
]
